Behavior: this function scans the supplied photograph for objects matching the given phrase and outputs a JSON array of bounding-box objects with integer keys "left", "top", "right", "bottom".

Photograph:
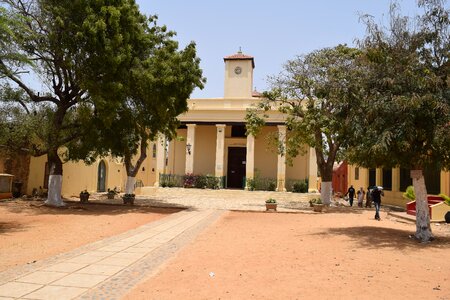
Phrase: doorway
[
  {"left": 227, "top": 147, "right": 246, "bottom": 189},
  {"left": 97, "top": 160, "right": 106, "bottom": 192}
]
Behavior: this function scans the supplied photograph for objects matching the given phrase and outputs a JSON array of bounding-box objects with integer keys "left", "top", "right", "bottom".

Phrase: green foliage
[
  {"left": 246, "top": 173, "right": 277, "bottom": 191},
  {"left": 246, "top": 45, "right": 364, "bottom": 183},
  {"left": 403, "top": 186, "right": 416, "bottom": 200},
  {"left": 160, "top": 174, "right": 184, "bottom": 188},
  {"left": 182, "top": 174, "right": 220, "bottom": 189},
  {"left": 291, "top": 179, "right": 308, "bottom": 193},
  {"left": 309, "top": 198, "right": 322, "bottom": 205},
  {"left": 107, "top": 188, "right": 118, "bottom": 195},
  {"left": 265, "top": 198, "right": 277, "bottom": 204},
  {"left": 0, "top": 0, "right": 205, "bottom": 200},
  {"left": 438, "top": 193, "right": 450, "bottom": 205},
  {"left": 347, "top": 0, "right": 449, "bottom": 171}
]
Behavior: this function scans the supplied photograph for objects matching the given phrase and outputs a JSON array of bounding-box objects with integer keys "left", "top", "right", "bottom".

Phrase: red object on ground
[{"left": 406, "top": 195, "right": 444, "bottom": 218}]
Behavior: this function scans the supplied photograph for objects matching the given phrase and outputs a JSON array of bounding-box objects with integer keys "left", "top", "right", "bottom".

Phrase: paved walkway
[
  {"left": 90, "top": 187, "right": 316, "bottom": 212},
  {"left": 0, "top": 209, "right": 223, "bottom": 300}
]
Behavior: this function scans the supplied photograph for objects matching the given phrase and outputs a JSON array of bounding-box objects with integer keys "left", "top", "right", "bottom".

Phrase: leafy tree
[
  {"left": 0, "top": 0, "right": 203, "bottom": 205},
  {"left": 79, "top": 39, "right": 205, "bottom": 194},
  {"left": 246, "top": 45, "right": 364, "bottom": 204},
  {"left": 347, "top": 0, "right": 449, "bottom": 242}
]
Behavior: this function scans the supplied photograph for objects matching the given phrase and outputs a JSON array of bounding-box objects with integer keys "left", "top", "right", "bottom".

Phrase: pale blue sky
[{"left": 136, "top": 0, "right": 423, "bottom": 99}]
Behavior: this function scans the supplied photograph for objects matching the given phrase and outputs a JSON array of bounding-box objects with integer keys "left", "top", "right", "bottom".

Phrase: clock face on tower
[{"left": 234, "top": 66, "right": 242, "bottom": 75}]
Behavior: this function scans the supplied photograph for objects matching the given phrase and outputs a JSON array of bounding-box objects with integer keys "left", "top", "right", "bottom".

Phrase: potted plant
[
  {"left": 265, "top": 198, "right": 277, "bottom": 211},
  {"left": 107, "top": 188, "right": 117, "bottom": 199},
  {"left": 122, "top": 193, "right": 135, "bottom": 205},
  {"left": 312, "top": 198, "right": 324, "bottom": 212},
  {"left": 79, "top": 190, "right": 90, "bottom": 203}
]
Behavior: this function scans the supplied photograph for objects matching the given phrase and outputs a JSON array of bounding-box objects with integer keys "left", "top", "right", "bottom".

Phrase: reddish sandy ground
[
  {"left": 0, "top": 199, "right": 181, "bottom": 272},
  {"left": 125, "top": 209, "right": 450, "bottom": 300}
]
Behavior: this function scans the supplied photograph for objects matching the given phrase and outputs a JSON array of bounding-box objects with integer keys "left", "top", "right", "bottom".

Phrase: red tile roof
[
  {"left": 224, "top": 51, "right": 255, "bottom": 68},
  {"left": 252, "top": 89, "right": 262, "bottom": 97}
]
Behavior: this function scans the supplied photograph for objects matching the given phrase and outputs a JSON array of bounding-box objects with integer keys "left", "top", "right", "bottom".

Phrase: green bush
[
  {"left": 194, "top": 175, "right": 207, "bottom": 189},
  {"left": 267, "top": 181, "right": 276, "bottom": 191},
  {"left": 403, "top": 185, "right": 415, "bottom": 200},
  {"left": 439, "top": 193, "right": 450, "bottom": 206},
  {"left": 292, "top": 180, "right": 308, "bottom": 193},
  {"left": 205, "top": 175, "right": 220, "bottom": 189}
]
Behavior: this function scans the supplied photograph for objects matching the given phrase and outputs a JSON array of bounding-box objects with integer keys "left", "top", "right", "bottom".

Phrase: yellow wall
[
  {"left": 254, "top": 126, "right": 277, "bottom": 178},
  {"left": 27, "top": 155, "right": 47, "bottom": 194},
  {"left": 348, "top": 165, "right": 450, "bottom": 207},
  {"left": 26, "top": 142, "right": 159, "bottom": 197},
  {"left": 224, "top": 59, "right": 253, "bottom": 98},
  {"left": 286, "top": 149, "right": 309, "bottom": 180},
  {"left": 347, "top": 166, "right": 368, "bottom": 191},
  {"left": 193, "top": 125, "right": 216, "bottom": 175},
  {"left": 168, "top": 129, "right": 188, "bottom": 176}
]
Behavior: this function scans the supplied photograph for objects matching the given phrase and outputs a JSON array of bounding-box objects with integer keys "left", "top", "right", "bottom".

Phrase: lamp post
[{"left": 186, "top": 143, "right": 192, "bottom": 155}]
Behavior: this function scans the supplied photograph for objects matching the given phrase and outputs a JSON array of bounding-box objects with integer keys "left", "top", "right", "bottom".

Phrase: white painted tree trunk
[
  {"left": 125, "top": 176, "right": 136, "bottom": 194},
  {"left": 44, "top": 175, "right": 65, "bottom": 207},
  {"left": 321, "top": 181, "right": 332, "bottom": 205},
  {"left": 412, "top": 170, "right": 433, "bottom": 242}
]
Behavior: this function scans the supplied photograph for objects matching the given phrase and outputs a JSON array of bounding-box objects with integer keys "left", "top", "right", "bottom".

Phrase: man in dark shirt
[
  {"left": 345, "top": 185, "right": 356, "bottom": 207},
  {"left": 371, "top": 186, "right": 384, "bottom": 220}
]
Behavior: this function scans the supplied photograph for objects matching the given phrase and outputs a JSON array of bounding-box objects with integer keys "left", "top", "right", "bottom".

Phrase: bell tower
[{"left": 223, "top": 49, "right": 255, "bottom": 98}]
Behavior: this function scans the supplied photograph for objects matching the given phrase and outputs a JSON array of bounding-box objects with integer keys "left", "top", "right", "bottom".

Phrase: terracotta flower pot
[
  {"left": 79, "top": 194, "right": 89, "bottom": 203},
  {"left": 265, "top": 203, "right": 277, "bottom": 211},
  {"left": 313, "top": 203, "right": 324, "bottom": 212},
  {"left": 122, "top": 196, "right": 135, "bottom": 205}
]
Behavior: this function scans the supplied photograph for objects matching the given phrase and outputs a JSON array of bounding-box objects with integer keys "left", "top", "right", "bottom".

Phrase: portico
[{"left": 154, "top": 50, "right": 318, "bottom": 191}]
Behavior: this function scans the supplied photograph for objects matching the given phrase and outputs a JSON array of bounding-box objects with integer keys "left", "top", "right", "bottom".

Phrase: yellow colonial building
[
  {"left": 347, "top": 166, "right": 450, "bottom": 208},
  {"left": 26, "top": 51, "right": 318, "bottom": 197}
]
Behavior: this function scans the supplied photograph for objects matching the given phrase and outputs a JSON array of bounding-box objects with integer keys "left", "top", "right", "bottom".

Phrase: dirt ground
[
  {"left": 0, "top": 199, "right": 181, "bottom": 272},
  {"left": 125, "top": 209, "right": 450, "bottom": 300},
  {"left": 1, "top": 199, "right": 449, "bottom": 299}
]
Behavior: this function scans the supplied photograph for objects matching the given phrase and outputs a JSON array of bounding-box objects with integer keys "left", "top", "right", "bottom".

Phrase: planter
[
  {"left": 107, "top": 193, "right": 115, "bottom": 200},
  {"left": 265, "top": 203, "right": 277, "bottom": 211},
  {"left": 79, "top": 194, "right": 89, "bottom": 203},
  {"left": 313, "top": 203, "right": 324, "bottom": 212},
  {"left": 122, "top": 196, "right": 135, "bottom": 205}
]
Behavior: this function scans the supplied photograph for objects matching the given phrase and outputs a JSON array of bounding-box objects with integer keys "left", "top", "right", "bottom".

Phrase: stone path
[
  {"left": 93, "top": 187, "right": 316, "bottom": 212},
  {"left": 0, "top": 209, "right": 223, "bottom": 300}
]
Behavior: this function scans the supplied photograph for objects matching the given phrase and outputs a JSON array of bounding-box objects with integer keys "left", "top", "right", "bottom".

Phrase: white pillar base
[
  {"left": 125, "top": 176, "right": 136, "bottom": 194},
  {"left": 44, "top": 175, "right": 65, "bottom": 207}
]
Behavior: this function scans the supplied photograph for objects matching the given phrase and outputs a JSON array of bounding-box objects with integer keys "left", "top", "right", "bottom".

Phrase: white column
[
  {"left": 185, "top": 124, "right": 196, "bottom": 174},
  {"left": 245, "top": 133, "right": 255, "bottom": 190},
  {"left": 154, "top": 135, "right": 166, "bottom": 187},
  {"left": 276, "top": 125, "right": 287, "bottom": 192},
  {"left": 215, "top": 124, "right": 226, "bottom": 179},
  {"left": 308, "top": 147, "right": 318, "bottom": 192}
]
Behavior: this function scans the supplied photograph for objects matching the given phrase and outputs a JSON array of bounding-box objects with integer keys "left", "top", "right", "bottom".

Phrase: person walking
[
  {"left": 345, "top": 185, "right": 356, "bottom": 207},
  {"left": 357, "top": 187, "right": 365, "bottom": 207},
  {"left": 372, "top": 186, "right": 384, "bottom": 220}
]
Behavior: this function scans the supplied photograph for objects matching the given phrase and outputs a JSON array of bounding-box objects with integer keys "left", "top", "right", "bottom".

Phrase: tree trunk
[
  {"left": 123, "top": 138, "right": 148, "bottom": 195},
  {"left": 319, "top": 166, "right": 333, "bottom": 206},
  {"left": 321, "top": 181, "right": 332, "bottom": 205},
  {"left": 44, "top": 150, "right": 65, "bottom": 206},
  {"left": 411, "top": 170, "right": 433, "bottom": 242},
  {"left": 125, "top": 176, "right": 136, "bottom": 194}
]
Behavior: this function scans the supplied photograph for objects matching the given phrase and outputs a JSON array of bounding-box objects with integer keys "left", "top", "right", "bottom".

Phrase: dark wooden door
[{"left": 227, "top": 147, "right": 246, "bottom": 189}]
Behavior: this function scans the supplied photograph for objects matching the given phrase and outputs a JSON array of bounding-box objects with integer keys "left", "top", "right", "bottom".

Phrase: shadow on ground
[
  {"left": 0, "top": 199, "right": 185, "bottom": 217},
  {"left": 312, "top": 226, "right": 450, "bottom": 250},
  {"left": 0, "top": 221, "right": 25, "bottom": 235}
]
